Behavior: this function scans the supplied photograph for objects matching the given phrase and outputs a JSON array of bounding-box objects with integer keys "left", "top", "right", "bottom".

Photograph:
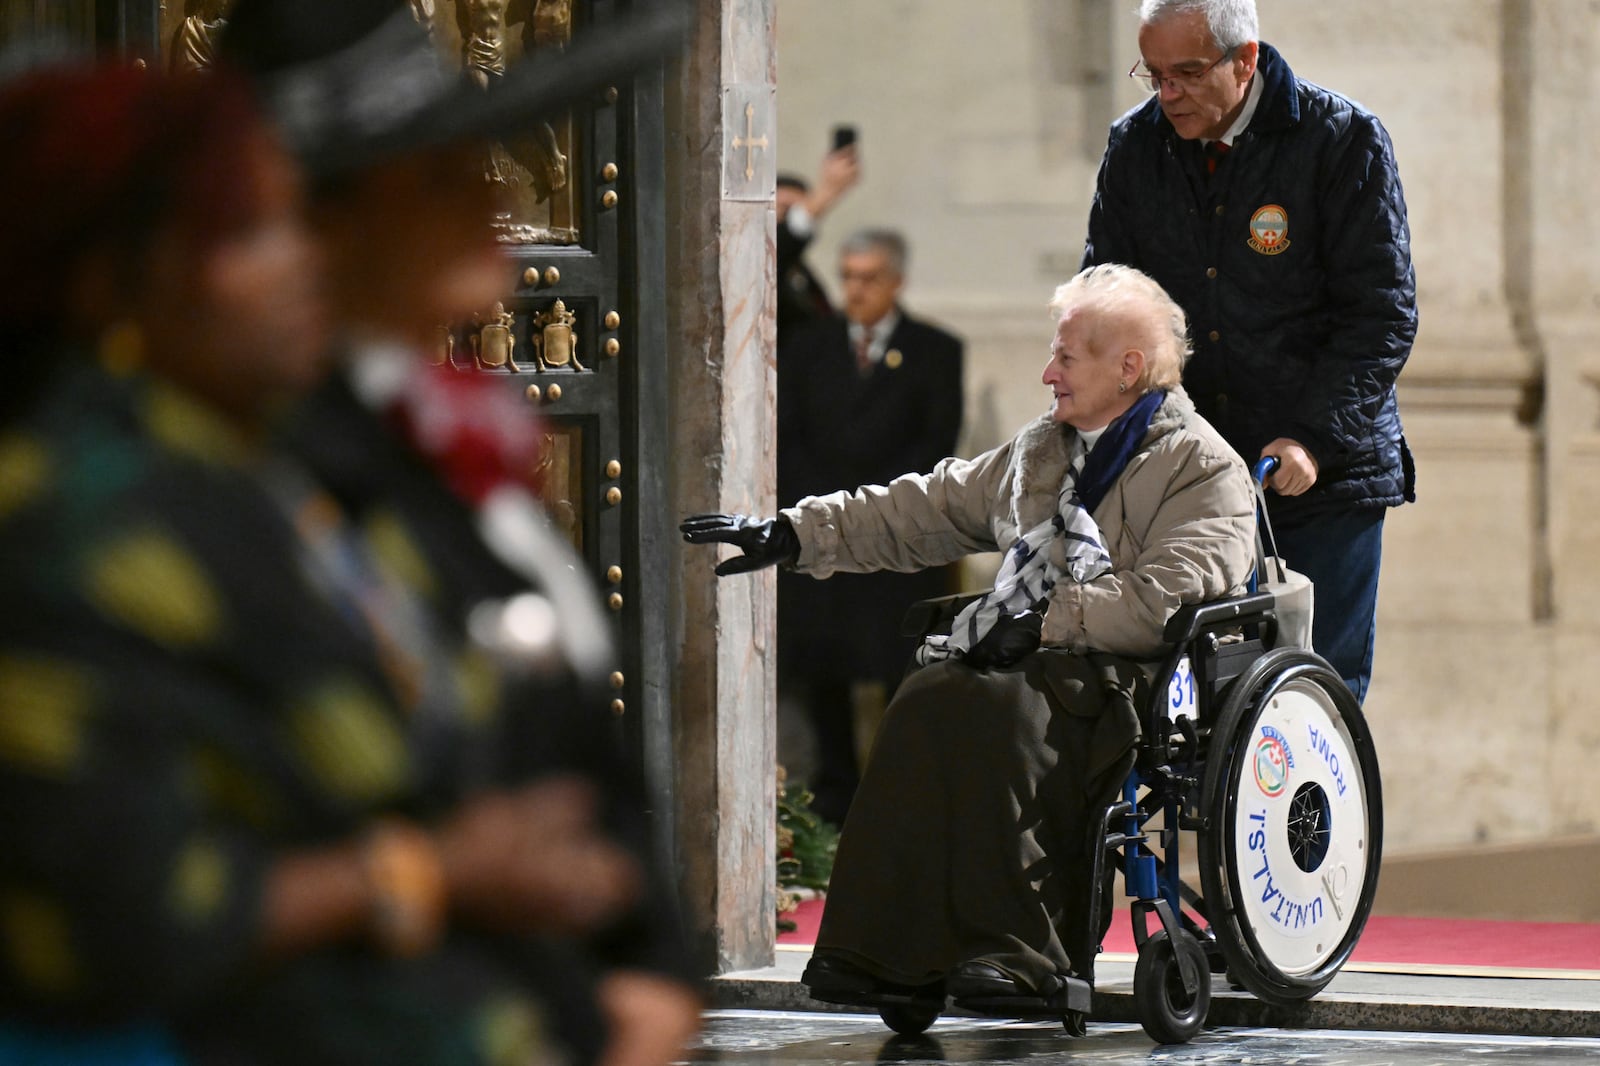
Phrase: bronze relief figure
[
  {"left": 472, "top": 301, "right": 521, "bottom": 371},
  {"left": 411, "top": 0, "right": 578, "bottom": 244},
  {"left": 533, "top": 299, "right": 582, "bottom": 372},
  {"left": 167, "top": 0, "right": 232, "bottom": 72}
]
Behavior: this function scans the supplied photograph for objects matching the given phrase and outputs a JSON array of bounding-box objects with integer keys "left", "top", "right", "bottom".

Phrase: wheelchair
[{"left": 859, "top": 459, "right": 1384, "bottom": 1045}]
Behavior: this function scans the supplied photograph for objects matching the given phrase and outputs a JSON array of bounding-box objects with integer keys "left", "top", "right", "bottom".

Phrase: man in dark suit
[
  {"left": 775, "top": 144, "right": 858, "bottom": 346},
  {"left": 778, "top": 229, "right": 963, "bottom": 826}
]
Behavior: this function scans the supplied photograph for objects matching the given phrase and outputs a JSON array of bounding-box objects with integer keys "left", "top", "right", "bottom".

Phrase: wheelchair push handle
[{"left": 1252, "top": 456, "right": 1280, "bottom": 488}]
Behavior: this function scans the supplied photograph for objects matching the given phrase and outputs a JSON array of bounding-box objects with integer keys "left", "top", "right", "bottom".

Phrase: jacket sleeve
[
  {"left": 780, "top": 440, "right": 1012, "bottom": 579},
  {"left": 1284, "top": 112, "right": 1417, "bottom": 469},
  {"left": 1081, "top": 125, "right": 1141, "bottom": 270},
  {"left": 1043, "top": 440, "right": 1256, "bottom": 658},
  {"left": 775, "top": 211, "right": 811, "bottom": 276}
]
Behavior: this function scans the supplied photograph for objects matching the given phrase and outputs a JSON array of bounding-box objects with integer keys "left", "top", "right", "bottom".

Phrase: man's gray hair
[
  {"left": 839, "top": 228, "right": 908, "bottom": 276},
  {"left": 1048, "top": 264, "right": 1190, "bottom": 392},
  {"left": 1138, "top": 0, "right": 1258, "bottom": 52}
]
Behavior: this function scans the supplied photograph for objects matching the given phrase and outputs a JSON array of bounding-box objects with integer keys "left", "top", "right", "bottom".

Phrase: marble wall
[
  {"left": 667, "top": 0, "right": 780, "bottom": 973},
  {"left": 771, "top": 0, "right": 1600, "bottom": 854}
]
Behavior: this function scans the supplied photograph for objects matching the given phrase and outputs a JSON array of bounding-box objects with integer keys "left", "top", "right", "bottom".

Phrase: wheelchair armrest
[
  {"left": 1161, "top": 591, "right": 1277, "bottom": 644},
  {"left": 900, "top": 590, "right": 989, "bottom": 638}
]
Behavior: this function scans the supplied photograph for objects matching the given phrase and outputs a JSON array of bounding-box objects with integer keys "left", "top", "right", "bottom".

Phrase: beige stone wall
[{"left": 774, "top": 0, "right": 1600, "bottom": 854}]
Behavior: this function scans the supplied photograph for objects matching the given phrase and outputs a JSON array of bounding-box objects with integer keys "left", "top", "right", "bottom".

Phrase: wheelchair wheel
[
  {"left": 877, "top": 1002, "right": 939, "bottom": 1037},
  {"left": 1134, "top": 929, "right": 1211, "bottom": 1044},
  {"left": 1198, "top": 649, "right": 1383, "bottom": 1006}
]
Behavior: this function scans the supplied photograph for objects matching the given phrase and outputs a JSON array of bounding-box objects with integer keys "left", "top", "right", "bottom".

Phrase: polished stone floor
[{"left": 685, "top": 1010, "right": 1600, "bottom": 1065}]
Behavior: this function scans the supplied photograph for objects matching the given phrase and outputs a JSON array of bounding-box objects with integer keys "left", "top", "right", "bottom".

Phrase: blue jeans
[{"left": 1269, "top": 508, "right": 1385, "bottom": 702}]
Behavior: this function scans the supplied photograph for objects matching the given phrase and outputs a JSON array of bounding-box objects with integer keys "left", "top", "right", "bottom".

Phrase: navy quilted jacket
[{"left": 1082, "top": 43, "right": 1416, "bottom": 521}]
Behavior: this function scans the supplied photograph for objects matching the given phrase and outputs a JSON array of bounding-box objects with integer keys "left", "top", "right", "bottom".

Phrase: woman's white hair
[
  {"left": 1138, "top": 0, "right": 1258, "bottom": 52},
  {"left": 1048, "top": 264, "right": 1190, "bottom": 392}
]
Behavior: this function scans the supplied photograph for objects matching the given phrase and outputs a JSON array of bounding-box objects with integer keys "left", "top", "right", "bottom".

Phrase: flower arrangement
[{"left": 776, "top": 765, "right": 838, "bottom": 932}]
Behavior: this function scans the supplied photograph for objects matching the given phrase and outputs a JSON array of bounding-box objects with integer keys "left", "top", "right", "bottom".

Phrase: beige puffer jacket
[{"left": 780, "top": 386, "right": 1256, "bottom": 659}]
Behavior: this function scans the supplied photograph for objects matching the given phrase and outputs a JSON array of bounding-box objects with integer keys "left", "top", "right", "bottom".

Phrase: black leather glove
[
  {"left": 679, "top": 513, "right": 801, "bottom": 576},
  {"left": 963, "top": 611, "right": 1043, "bottom": 670}
]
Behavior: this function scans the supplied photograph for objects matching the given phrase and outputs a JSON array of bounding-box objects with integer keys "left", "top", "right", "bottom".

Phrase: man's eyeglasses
[{"left": 1128, "top": 47, "right": 1236, "bottom": 93}]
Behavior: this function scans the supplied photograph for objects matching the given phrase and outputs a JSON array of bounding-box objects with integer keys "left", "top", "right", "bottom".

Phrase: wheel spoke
[{"left": 1287, "top": 781, "right": 1331, "bottom": 873}]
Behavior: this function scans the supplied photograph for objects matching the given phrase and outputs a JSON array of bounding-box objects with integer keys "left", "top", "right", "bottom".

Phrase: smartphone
[{"left": 831, "top": 125, "right": 858, "bottom": 152}]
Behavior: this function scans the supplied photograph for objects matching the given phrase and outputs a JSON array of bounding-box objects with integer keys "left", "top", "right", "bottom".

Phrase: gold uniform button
[
  {"left": 1208, "top": 330, "right": 1221, "bottom": 343},
  {"left": 1206, "top": 267, "right": 1217, "bottom": 279},
  {"left": 884, "top": 349, "right": 903, "bottom": 370}
]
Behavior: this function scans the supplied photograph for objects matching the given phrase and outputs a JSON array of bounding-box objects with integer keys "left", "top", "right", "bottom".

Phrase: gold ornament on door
[{"left": 533, "top": 299, "right": 584, "bottom": 372}]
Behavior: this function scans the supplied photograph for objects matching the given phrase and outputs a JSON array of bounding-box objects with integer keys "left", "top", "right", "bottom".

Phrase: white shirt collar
[
  {"left": 847, "top": 310, "right": 901, "bottom": 365},
  {"left": 1209, "top": 67, "right": 1264, "bottom": 148}
]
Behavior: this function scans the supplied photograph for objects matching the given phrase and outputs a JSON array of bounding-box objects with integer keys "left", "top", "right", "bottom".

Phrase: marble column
[
  {"left": 665, "top": 0, "right": 778, "bottom": 972},
  {"left": 1527, "top": 0, "right": 1600, "bottom": 836}
]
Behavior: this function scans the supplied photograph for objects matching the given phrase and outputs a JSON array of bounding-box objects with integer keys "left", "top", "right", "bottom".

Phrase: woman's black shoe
[
  {"left": 801, "top": 953, "right": 943, "bottom": 1007},
  {"left": 947, "top": 959, "right": 1090, "bottom": 1018},
  {"left": 945, "top": 960, "right": 1029, "bottom": 999}
]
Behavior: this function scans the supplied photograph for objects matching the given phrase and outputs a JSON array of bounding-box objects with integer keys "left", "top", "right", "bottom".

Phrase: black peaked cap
[{"left": 219, "top": 0, "right": 690, "bottom": 178}]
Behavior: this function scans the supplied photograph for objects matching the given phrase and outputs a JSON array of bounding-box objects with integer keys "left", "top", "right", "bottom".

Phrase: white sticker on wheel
[{"left": 1229, "top": 679, "right": 1368, "bottom": 977}]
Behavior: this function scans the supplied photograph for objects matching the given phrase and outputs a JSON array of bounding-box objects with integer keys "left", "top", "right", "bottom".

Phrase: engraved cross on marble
[
  {"left": 732, "top": 102, "right": 769, "bottom": 181},
  {"left": 721, "top": 84, "right": 775, "bottom": 201}
]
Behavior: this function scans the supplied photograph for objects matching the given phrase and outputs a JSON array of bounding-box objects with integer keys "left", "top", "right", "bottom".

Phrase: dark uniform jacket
[
  {"left": 0, "top": 362, "right": 689, "bottom": 1065},
  {"left": 778, "top": 311, "right": 963, "bottom": 684},
  {"left": 1082, "top": 42, "right": 1417, "bottom": 523}
]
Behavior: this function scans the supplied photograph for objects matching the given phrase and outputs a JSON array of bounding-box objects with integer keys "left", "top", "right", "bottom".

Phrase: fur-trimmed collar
[{"left": 1010, "top": 387, "right": 1197, "bottom": 531}]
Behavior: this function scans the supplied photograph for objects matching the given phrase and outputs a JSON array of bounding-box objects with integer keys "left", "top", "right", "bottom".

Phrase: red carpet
[{"left": 777, "top": 898, "right": 1600, "bottom": 976}]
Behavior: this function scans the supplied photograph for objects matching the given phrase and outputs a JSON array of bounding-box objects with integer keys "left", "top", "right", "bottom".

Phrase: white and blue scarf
[{"left": 920, "top": 389, "right": 1166, "bottom": 663}]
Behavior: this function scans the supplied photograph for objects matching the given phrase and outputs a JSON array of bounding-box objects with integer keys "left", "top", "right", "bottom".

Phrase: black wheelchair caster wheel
[
  {"left": 1061, "top": 1010, "right": 1087, "bottom": 1037},
  {"left": 1134, "top": 929, "right": 1211, "bottom": 1044},
  {"left": 877, "top": 1001, "right": 939, "bottom": 1037}
]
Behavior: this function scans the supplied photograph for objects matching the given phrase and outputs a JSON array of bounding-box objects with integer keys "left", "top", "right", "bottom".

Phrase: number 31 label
[{"left": 1169, "top": 655, "right": 1197, "bottom": 719}]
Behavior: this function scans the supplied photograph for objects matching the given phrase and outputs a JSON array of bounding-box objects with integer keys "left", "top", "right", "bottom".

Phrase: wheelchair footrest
[{"left": 808, "top": 986, "right": 944, "bottom": 1011}]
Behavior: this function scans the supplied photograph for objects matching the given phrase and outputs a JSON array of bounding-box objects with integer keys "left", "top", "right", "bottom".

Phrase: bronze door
[{"left": 30, "top": 0, "right": 672, "bottom": 782}]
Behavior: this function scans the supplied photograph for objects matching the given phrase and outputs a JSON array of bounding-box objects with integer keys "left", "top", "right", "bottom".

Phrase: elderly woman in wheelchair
[{"left": 684, "top": 264, "right": 1270, "bottom": 1034}]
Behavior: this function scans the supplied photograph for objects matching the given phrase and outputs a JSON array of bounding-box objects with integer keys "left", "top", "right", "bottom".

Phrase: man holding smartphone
[{"left": 776, "top": 126, "right": 860, "bottom": 344}]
